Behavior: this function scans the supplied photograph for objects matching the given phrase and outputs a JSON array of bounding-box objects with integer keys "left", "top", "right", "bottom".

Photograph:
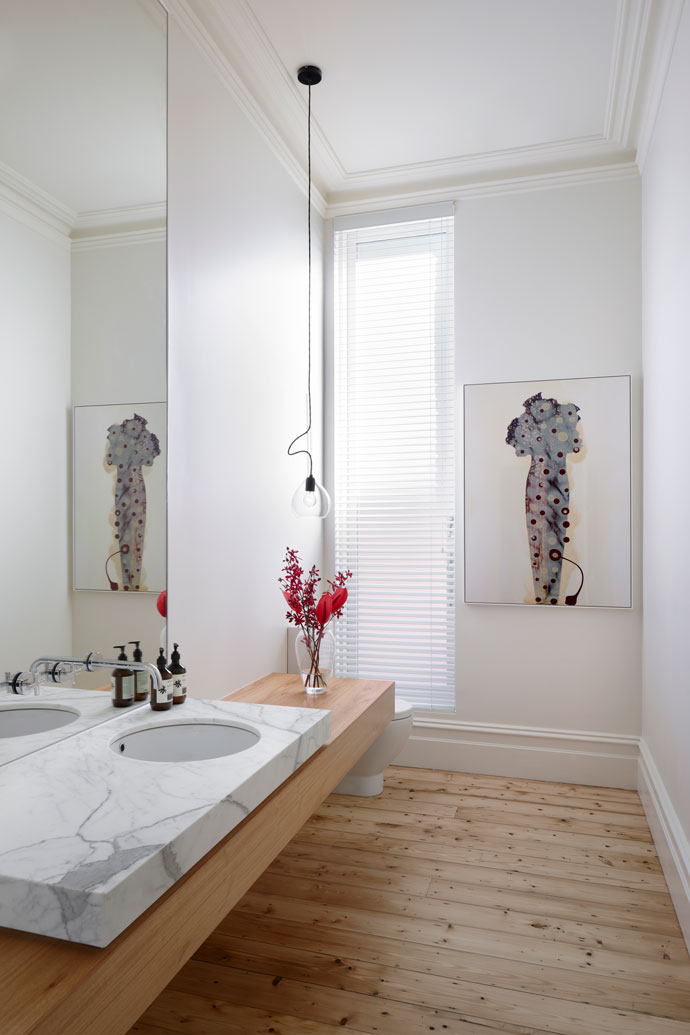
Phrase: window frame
[{"left": 327, "top": 203, "right": 456, "bottom": 715}]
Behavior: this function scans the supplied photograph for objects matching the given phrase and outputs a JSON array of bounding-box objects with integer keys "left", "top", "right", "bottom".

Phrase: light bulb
[{"left": 292, "top": 474, "right": 331, "bottom": 518}]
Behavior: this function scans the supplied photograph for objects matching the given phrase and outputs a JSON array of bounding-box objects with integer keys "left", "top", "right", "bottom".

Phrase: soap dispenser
[
  {"left": 111, "top": 646, "right": 135, "bottom": 708},
  {"left": 152, "top": 648, "right": 173, "bottom": 711},
  {"left": 129, "top": 637, "right": 152, "bottom": 703},
  {"left": 129, "top": 640, "right": 150, "bottom": 701},
  {"left": 170, "top": 643, "right": 187, "bottom": 705}
]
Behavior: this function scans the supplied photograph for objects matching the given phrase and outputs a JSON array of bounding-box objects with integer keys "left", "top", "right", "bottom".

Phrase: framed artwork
[
  {"left": 73, "top": 403, "right": 166, "bottom": 592},
  {"left": 464, "top": 375, "right": 631, "bottom": 608}
]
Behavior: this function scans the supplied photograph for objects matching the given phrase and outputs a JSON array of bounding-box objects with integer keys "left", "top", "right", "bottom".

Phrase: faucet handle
[
  {"left": 45, "top": 662, "right": 80, "bottom": 686},
  {"left": 1, "top": 671, "right": 40, "bottom": 696}
]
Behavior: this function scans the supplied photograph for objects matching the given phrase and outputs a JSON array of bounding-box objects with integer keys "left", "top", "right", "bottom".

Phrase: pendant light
[{"left": 287, "top": 64, "right": 331, "bottom": 519}]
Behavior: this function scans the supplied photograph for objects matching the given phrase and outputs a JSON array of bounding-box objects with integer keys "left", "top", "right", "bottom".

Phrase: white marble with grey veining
[
  {"left": 0, "top": 698, "right": 330, "bottom": 946},
  {"left": 0, "top": 687, "right": 147, "bottom": 767}
]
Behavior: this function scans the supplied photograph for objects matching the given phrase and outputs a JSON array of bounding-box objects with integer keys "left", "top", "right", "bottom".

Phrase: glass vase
[{"left": 295, "top": 627, "right": 335, "bottom": 694}]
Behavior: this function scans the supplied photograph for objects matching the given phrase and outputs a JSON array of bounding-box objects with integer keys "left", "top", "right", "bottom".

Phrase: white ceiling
[
  {"left": 0, "top": 0, "right": 166, "bottom": 222},
  {"left": 251, "top": 0, "right": 616, "bottom": 168},
  {"left": 1, "top": 0, "right": 675, "bottom": 223},
  {"left": 189, "top": 0, "right": 675, "bottom": 211}
]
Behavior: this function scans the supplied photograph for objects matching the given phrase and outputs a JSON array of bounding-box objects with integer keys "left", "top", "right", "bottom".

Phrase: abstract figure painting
[
  {"left": 505, "top": 392, "right": 583, "bottom": 606},
  {"left": 74, "top": 403, "right": 166, "bottom": 592},
  {"left": 104, "top": 414, "right": 161, "bottom": 591},
  {"left": 464, "top": 376, "right": 631, "bottom": 608}
]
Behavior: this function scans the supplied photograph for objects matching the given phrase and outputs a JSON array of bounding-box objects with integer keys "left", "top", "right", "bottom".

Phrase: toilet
[{"left": 333, "top": 698, "right": 414, "bottom": 796}]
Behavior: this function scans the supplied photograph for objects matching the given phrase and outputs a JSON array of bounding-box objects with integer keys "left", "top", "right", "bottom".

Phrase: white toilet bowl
[{"left": 333, "top": 698, "right": 413, "bottom": 796}]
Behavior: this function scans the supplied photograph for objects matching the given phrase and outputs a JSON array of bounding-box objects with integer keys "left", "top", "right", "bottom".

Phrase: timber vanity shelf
[{"left": 0, "top": 674, "right": 394, "bottom": 1035}]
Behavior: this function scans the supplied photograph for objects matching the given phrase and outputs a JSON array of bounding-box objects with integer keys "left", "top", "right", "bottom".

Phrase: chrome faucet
[
  {"left": 29, "top": 652, "right": 164, "bottom": 693},
  {"left": 0, "top": 671, "right": 40, "bottom": 695}
]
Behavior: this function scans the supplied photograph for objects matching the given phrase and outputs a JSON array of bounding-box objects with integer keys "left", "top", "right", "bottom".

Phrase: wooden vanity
[{"left": 1, "top": 674, "right": 394, "bottom": 1035}]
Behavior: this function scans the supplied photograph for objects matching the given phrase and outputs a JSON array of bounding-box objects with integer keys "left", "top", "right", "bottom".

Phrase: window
[{"left": 333, "top": 206, "right": 455, "bottom": 712}]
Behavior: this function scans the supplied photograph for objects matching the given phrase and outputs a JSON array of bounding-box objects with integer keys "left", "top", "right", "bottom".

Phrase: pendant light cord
[{"left": 287, "top": 81, "right": 314, "bottom": 478}]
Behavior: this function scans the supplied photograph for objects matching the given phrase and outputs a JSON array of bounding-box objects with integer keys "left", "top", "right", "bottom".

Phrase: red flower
[
  {"left": 279, "top": 548, "right": 351, "bottom": 634},
  {"left": 316, "top": 593, "right": 333, "bottom": 627},
  {"left": 282, "top": 589, "right": 302, "bottom": 617}
]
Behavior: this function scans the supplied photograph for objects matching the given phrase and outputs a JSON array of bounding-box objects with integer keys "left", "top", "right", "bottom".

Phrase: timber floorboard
[{"left": 130, "top": 766, "right": 690, "bottom": 1035}]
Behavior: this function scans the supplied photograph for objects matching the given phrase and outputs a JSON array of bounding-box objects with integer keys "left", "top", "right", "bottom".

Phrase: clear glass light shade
[{"left": 291, "top": 475, "right": 331, "bottom": 518}]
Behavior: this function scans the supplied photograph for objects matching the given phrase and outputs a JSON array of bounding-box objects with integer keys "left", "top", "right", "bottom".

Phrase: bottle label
[
  {"left": 153, "top": 681, "right": 173, "bottom": 705},
  {"left": 172, "top": 676, "right": 187, "bottom": 699},
  {"left": 135, "top": 670, "right": 150, "bottom": 694},
  {"left": 111, "top": 674, "right": 134, "bottom": 701}
]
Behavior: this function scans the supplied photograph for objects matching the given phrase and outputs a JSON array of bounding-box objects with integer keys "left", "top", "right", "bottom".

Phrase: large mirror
[{"left": 0, "top": 0, "right": 167, "bottom": 684}]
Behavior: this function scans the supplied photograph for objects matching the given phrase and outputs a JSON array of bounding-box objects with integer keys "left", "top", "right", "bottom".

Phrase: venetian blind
[{"left": 333, "top": 209, "right": 456, "bottom": 712}]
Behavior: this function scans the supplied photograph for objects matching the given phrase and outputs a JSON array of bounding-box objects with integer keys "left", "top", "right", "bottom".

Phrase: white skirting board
[
  {"left": 394, "top": 719, "right": 640, "bottom": 789},
  {"left": 638, "top": 740, "right": 690, "bottom": 949}
]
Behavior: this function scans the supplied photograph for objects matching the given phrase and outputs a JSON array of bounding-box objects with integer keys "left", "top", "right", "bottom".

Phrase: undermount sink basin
[
  {"left": 0, "top": 705, "right": 79, "bottom": 738},
  {"left": 111, "top": 720, "right": 261, "bottom": 762},
  {"left": 0, "top": 698, "right": 330, "bottom": 946}
]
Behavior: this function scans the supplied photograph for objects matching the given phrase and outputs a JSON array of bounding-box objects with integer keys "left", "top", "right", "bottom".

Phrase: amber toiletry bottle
[
  {"left": 129, "top": 640, "right": 150, "bottom": 701},
  {"left": 152, "top": 648, "right": 174, "bottom": 711},
  {"left": 111, "top": 646, "right": 135, "bottom": 708},
  {"left": 170, "top": 643, "right": 187, "bottom": 705}
]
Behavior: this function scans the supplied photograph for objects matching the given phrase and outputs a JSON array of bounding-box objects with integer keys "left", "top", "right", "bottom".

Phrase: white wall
[
  {"left": 0, "top": 208, "right": 72, "bottom": 674},
  {"left": 454, "top": 179, "right": 642, "bottom": 735},
  {"left": 328, "top": 178, "right": 644, "bottom": 783},
  {"left": 641, "top": 5, "right": 690, "bottom": 838},
  {"left": 70, "top": 235, "right": 167, "bottom": 680},
  {"left": 167, "top": 20, "right": 323, "bottom": 697}
]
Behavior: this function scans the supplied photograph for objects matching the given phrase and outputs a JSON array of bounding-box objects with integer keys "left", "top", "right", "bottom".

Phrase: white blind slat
[{"left": 334, "top": 214, "right": 455, "bottom": 713}]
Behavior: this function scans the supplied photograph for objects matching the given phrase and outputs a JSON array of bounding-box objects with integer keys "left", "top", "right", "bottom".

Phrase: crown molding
[
  {"left": 0, "top": 160, "right": 74, "bottom": 243},
  {"left": 195, "top": 0, "right": 344, "bottom": 192},
  {"left": 71, "top": 226, "right": 167, "bottom": 252},
  {"left": 164, "top": 0, "right": 327, "bottom": 216},
  {"left": 325, "top": 162, "right": 640, "bottom": 219},
  {"left": 0, "top": 159, "right": 166, "bottom": 246},
  {"left": 327, "top": 136, "right": 631, "bottom": 198},
  {"left": 71, "top": 202, "right": 167, "bottom": 238},
  {"left": 604, "top": 0, "right": 654, "bottom": 145},
  {"left": 634, "top": 0, "right": 686, "bottom": 171}
]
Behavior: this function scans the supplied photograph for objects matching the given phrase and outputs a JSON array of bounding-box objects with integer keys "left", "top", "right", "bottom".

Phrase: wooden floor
[{"left": 129, "top": 766, "right": 690, "bottom": 1035}]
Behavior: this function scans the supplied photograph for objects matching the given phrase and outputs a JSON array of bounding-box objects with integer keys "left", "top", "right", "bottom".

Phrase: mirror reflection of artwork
[
  {"left": 464, "top": 376, "right": 631, "bottom": 608},
  {"left": 104, "top": 414, "right": 161, "bottom": 591},
  {"left": 74, "top": 403, "right": 166, "bottom": 592}
]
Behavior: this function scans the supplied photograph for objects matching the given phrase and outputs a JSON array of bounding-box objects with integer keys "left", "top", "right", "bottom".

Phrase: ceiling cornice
[
  {"left": 325, "top": 163, "right": 641, "bottom": 219},
  {"left": 72, "top": 202, "right": 167, "bottom": 238},
  {"left": 0, "top": 160, "right": 167, "bottom": 245},
  {"left": 168, "top": 0, "right": 681, "bottom": 214},
  {"left": 0, "top": 160, "right": 74, "bottom": 242},
  {"left": 324, "top": 137, "right": 634, "bottom": 205},
  {"left": 633, "top": 0, "right": 686, "bottom": 171},
  {"left": 604, "top": 0, "right": 653, "bottom": 145},
  {"left": 71, "top": 226, "right": 167, "bottom": 252},
  {"left": 163, "top": 0, "right": 327, "bottom": 216}
]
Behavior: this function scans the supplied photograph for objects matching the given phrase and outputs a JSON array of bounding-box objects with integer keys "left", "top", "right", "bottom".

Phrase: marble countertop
[
  {"left": 0, "top": 687, "right": 147, "bottom": 767},
  {"left": 0, "top": 697, "right": 330, "bottom": 947}
]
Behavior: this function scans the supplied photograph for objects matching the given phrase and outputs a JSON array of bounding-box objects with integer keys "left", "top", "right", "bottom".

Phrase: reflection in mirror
[{"left": 0, "top": 0, "right": 167, "bottom": 686}]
